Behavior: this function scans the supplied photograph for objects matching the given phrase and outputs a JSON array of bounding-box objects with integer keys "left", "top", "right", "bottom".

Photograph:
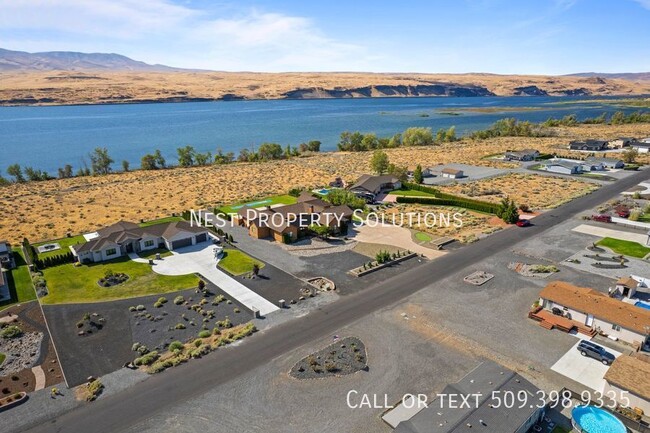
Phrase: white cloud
[
  {"left": 632, "top": 0, "right": 650, "bottom": 9},
  {"left": 0, "top": 0, "right": 377, "bottom": 71}
]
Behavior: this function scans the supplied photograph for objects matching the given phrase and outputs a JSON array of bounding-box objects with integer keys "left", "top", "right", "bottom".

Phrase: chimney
[{"left": 309, "top": 205, "right": 314, "bottom": 214}]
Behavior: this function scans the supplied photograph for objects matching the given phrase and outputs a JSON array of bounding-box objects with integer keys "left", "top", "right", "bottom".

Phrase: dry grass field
[
  {"left": 0, "top": 123, "right": 648, "bottom": 244},
  {"left": 1, "top": 71, "right": 649, "bottom": 105},
  {"left": 439, "top": 174, "right": 601, "bottom": 209}
]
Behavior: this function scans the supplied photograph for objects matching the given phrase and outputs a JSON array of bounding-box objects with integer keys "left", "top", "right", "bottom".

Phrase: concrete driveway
[
  {"left": 349, "top": 222, "right": 445, "bottom": 260},
  {"left": 150, "top": 242, "right": 279, "bottom": 316},
  {"left": 551, "top": 339, "right": 622, "bottom": 392},
  {"left": 572, "top": 224, "right": 650, "bottom": 244}
]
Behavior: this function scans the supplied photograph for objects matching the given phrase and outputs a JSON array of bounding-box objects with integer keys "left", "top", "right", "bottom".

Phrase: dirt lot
[
  {"left": 0, "top": 302, "right": 63, "bottom": 395},
  {"left": 0, "top": 123, "right": 648, "bottom": 244},
  {"left": 439, "top": 173, "right": 601, "bottom": 210},
  {"left": 42, "top": 286, "right": 251, "bottom": 387}
]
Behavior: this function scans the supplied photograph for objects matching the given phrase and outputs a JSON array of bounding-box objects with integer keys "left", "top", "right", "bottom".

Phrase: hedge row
[
  {"left": 395, "top": 196, "right": 500, "bottom": 214},
  {"left": 35, "top": 251, "right": 75, "bottom": 269},
  {"left": 400, "top": 182, "right": 500, "bottom": 214}
]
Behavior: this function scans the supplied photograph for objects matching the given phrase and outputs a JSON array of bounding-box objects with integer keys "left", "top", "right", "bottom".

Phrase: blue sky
[{"left": 1, "top": 0, "right": 649, "bottom": 74}]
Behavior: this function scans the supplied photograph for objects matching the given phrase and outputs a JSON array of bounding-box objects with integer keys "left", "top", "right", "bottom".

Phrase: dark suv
[{"left": 577, "top": 340, "right": 616, "bottom": 365}]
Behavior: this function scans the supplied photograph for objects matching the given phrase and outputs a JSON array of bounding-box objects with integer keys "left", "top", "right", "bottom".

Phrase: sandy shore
[{"left": 1, "top": 123, "right": 648, "bottom": 243}]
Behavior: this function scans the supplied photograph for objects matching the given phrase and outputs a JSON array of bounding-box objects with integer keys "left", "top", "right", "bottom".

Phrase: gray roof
[
  {"left": 543, "top": 159, "right": 580, "bottom": 170},
  {"left": 73, "top": 220, "right": 206, "bottom": 254},
  {"left": 585, "top": 156, "right": 623, "bottom": 165},
  {"left": 349, "top": 174, "right": 399, "bottom": 194},
  {"left": 505, "top": 149, "right": 538, "bottom": 156},
  {"left": 395, "top": 361, "right": 540, "bottom": 433}
]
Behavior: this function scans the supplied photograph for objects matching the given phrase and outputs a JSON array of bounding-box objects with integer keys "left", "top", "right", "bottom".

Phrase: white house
[
  {"left": 540, "top": 159, "right": 582, "bottom": 175},
  {"left": 585, "top": 156, "right": 625, "bottom": 169},
  {"left": 539, "top": 281, "right": 650, "bottom": 346},
  {"left": 603, "top": 355, "right": 650, "bottom": 415},
  {"left": 71, "top": 220, "right": 209, "bottom": 264},
  {"left": 631, "top": 140, "right": 650, "bottom": 154},
  {"left": 440, "top": 168, "right": 464, "bottom": 179}
]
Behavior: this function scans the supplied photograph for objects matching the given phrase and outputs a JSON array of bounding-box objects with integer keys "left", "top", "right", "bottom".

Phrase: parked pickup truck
[
  {"left": 615, "top": 208, "right": 630, "bottom": 218},
  {"left": 592, "top": 214, "right": 612, "bottom": 223}
]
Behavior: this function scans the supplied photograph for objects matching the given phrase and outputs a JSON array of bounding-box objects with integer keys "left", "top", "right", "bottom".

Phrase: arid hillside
[
  {"left": 1, "top": 71, "right": 649, "bottom": 106},
  {"left": 1, "top": 123, "right": 648, "bottom": 244}
]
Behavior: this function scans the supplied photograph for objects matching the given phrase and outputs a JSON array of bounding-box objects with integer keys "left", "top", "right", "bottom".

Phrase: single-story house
[
  {"left": 580, "top": 160, "right": 606, "bottom": 172},
  {"left": 71, "top": 220, "right": 209, "bottom": 264},
  {"left": 394, "top": 361, "right": 544, "bottom": 433},
  {"left": 349, "top": 174, "right": 401, "bottom": 199},
  {"left": 630, "top": 140, "right": 650, "bottom": 154},
  {"left": 609, "top": 137, "right": 634, "bottom": 149},
  {"left": 569, "top": 139, "right": 608, "bottom": 151},
  {"left": 504, "top": 149, "right": 540, "bottom": 161},
  {"left": 585, "top": 156, "right": 625, "bottom": 169},
  {"left": 539, "top": 159, "right": 583, "bottom": 175},
  {"left": 614, "top": 276, "right": 639, "bottom": 298},
  {"left": 236, "top": 192, "right": 353, "bottom": 243},
  {"left": 603, "top": 354, "right": 650, "bottom": 414},
  {"left": 440, "top": 168, "right": 464, "bottom": 179},
  {"left": 538, "top": 281, "right": 650, "bottom": 346},
  {"left": 0, "top": 240, "right": 14, "bottom": 270}
]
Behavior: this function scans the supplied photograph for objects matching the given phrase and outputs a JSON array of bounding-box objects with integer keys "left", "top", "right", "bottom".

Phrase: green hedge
[
  {"left": 395, "top": 196, "right": 499, "bottom": 214},
  {"left": 35, "top": 251, "right": 75, "bottom": 269},
  {"left": 400, "top": 183, "right": 499, "bottom": 214}
]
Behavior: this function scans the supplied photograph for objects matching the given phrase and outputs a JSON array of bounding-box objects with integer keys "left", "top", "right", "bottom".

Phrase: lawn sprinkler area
[{"left": 219, "top": 194, "right": 297, "bottom": 214}]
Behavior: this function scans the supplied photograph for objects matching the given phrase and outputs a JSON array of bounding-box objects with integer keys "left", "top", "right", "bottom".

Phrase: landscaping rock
[{"left": 290, "top": 337, "right": 367, "bottom": 379}]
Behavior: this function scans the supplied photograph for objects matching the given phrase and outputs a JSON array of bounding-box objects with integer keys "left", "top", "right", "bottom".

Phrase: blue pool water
[
  {"left": 316, "top": 189, "right": 330, "bottom": 195},
  {"left": 635, "top": 301, "right": 650, "bottom": 311},
  {"left": 0, "top": 95, "right": 646, "bottom": 173},
  {"left": 572, "top": 405, "right": 627, "bottom": 433}
]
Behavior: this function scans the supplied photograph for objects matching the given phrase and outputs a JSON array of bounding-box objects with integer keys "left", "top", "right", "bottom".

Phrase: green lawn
[
  {"left": 0, "top": 249, "right": 36, "bottom": 312},
  {"left": 219, "top": 194, "right": 297, "bottom": 215},
  {"left": 414, "top": 231, "right": 433, "bottom": 242},
  {"left": 391, "top": 189, "right": 437, "bottom": 198},
  {"left": 137, "top": 248, "right": 173, "bottom": 260},
  {"left": 597, "top": 237, "right": 650, "bottom": 258},
  {"left": 139, "top": 216, "right": 184, "bottom": 227},
  {"left": 218, "top": 249, "right": 264, "bottom": 276},
  {"left": 33, "top": 234, "right": 86, "bottom": 259},
  {"left": 41, "top": 256, "right": 199, "bottom": 304}
]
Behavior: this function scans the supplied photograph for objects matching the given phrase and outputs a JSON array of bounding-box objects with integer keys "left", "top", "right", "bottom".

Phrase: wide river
[{"left": 0, "top": 96, "right": 639, "bottom": 173}]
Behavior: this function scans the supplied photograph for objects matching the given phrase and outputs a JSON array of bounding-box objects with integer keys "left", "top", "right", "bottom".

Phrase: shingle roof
[
  {"left": 585, "top": 156, "right": 623, "bottom": 165},
  {"left": 540, "top": 281, "right": 650, "bottom": 334},
  {"left": 349, "top": 174, "right": 399, "bottom": 194},
  {"left": 543, "top": 159, "right": 580, "bottom": 170},
  {"left": 604, "top": 355, "right": 650, "bottom": 400},
  {"left": 395, "top": 361, "right": 540, "bottom": 433},
  {"left": 616, "top": 277, "right": 638, "bottom": 288},
  {"left": 442, "top": 168, "right": 463, "bottom": 175},
  {"left": 73, "top": 220, "right": 206, "bottom": 254}
]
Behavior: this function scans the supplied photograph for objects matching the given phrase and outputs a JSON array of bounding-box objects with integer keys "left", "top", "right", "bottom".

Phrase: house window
[
  {"left": 612, "top": 324, "right": 621, "bottom": 332},
  {"left": 144, "top": 240, "right": 154, "bottom": 248},
  {"left": 106, "top": 248, "right": 117, "bottom": 256}
]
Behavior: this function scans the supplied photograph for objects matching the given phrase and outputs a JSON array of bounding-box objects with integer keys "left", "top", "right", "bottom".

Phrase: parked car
[
  {"left": 577, "top": 340, "right": 616, "bottom": 365},
  {"left": 615, "top": 208, "right": 630, "bottom": 218},
  {"left": 591, "top": 214, "right": 612, "bottom": 223},
  {"left": 516, "top": 219, "right": 531, "bottom": 227}
]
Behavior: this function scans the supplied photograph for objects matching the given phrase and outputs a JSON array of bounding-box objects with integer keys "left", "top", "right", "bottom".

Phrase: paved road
[{"left": 26, "top": 169, "right": 649, "bottom": 433}]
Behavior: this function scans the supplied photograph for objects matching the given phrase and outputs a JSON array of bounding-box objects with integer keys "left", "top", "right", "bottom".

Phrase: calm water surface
[{"left": 0, "top": 96, "right": 640, "bottom": 173}]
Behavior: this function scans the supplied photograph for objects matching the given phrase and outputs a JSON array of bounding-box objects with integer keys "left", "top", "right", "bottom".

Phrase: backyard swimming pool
[
  {"left": 635, "top": 301, "right": 650, "bottom": 311},
  {"left": 572, "top": 405, "right": 626, "bottom": 433}
]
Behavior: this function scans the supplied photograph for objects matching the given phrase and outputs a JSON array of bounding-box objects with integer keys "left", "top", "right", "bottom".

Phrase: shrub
[
  {"left": 169, "top": 341, "right": 184, "bottom": 352},
  {"left": 134, "top": 351, "right": 159, "bottom": 366},
  {"left": 157, "top": 297, "right": 168, "bottom": 304},
  {"left": 233, "top": 308, "right": 240, "bottom": 314},
  {"left": 173, "top": 296, "right": 185, "bottom": 305},
  {"left": 153, "top": 301, "right": 164, "bottom": 308},
  {"left": 174, "top": 323, "right": 186, "bottom": 330},
  {"left": 83, "top": 379, "right": 104, "bottom": 402},
  {"left": 0, "top": 325, "right": 23, "bottom": 339},
  {"left": 198, "top": 330, "right": 211, "bottom": 338},
  {"left": 193, "top": 339, "right": 202, "bottom": 348},
  {"left": 136, "top": 305, "right": 146, "bottom": 311}
]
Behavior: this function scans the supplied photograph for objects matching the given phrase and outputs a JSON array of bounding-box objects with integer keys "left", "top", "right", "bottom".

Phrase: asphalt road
[{"left": 26, "top": 169, "right": 649, "bottom": 433}]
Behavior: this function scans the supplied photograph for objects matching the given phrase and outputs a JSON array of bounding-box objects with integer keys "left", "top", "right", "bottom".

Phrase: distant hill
[
  {"left": 567, "top": 72, "right": 650, "bottom": 81},
  {"left": 0, "top": 48, "right": 185, "bottom": 72}
]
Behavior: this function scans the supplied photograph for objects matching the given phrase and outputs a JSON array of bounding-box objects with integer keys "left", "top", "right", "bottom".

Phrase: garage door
[
  {"left": 195, "top": 233, "right": 207, "bottom": 243},
  {"left": 171, "top": 237, "right": 193, "bottom": 250}
]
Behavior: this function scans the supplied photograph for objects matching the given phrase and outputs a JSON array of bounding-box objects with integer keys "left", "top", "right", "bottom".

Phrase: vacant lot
[
  {"left": 41, "top": 257, "right": 199, "bottom": 304},
  {"left": 0, "top": 123, "right": 648, "bottom": 244},
  {"left": 439, "top": 173, "right": 600, "bottom": 210}
]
